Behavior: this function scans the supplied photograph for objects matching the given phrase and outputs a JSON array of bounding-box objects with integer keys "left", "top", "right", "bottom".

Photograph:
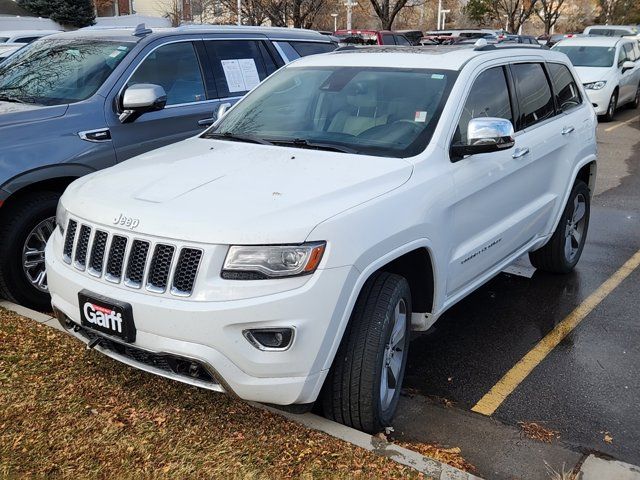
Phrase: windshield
[
  {"left": 0, "top": 38, "right": 8, "bottom": 43},
  {"left": 0, "top": 38, "right": 134, "bottom": 106},
  {"left": 207, "top": 66, "right": 456, "bottom": 158},
  {"left": 553, "top": 45, "right": 615, "bottom": 67}
]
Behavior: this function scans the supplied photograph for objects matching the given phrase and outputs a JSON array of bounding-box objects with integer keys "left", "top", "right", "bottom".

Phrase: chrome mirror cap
[
  {"left": 122, "top": 83, "right": 167, "bottom": 109},
  {"left": 467, "top": 117, "right": 515, "bottom": 148}
]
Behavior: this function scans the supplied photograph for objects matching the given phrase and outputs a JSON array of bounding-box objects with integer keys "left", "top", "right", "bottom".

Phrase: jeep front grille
[{"left": 63, "top": 219, "right": 202, "bottom": 297}]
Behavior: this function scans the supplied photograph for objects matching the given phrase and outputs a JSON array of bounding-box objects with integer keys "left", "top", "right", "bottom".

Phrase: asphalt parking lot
[{"left": 395, "top": 108, "right": 640, "bottom": 478}]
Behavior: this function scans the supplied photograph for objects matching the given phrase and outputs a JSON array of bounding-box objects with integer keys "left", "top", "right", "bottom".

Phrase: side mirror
[
  {"left": 450, "top": 117, "right": 515, "bottom": 160},
  {"left": 622, "top": 60, "right": 635, "bottom": 73},
  {"left": 119, "top": 83, "right": 167, "bottom": 123},
  {"left": 217, "top": 102, "right": 232, "bottom": 120}
]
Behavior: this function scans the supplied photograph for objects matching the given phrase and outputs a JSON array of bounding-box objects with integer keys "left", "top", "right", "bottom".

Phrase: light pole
[
  {"left": 441, "top": 9, "right": 450, "bottom": 30},
  {"left": 331, "top": 12, "right": 338, "bottom": 32},
  {"left": 437, "top": 0, "right": 442, "bottom": 29},
  {"left": 237, "top": 0, "right": 241, "bottom": 25},
  {"left": 503, "top": 14, "right": 509, "bottom": 32},
  {"left": 344, "top": 1, "right": 357, "bottom": 30}
]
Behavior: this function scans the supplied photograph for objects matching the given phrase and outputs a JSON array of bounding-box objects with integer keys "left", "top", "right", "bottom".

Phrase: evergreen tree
[
  {"left": 50, "top": 0, "right": 95, "bottom": 28},
  {"left": 16, "top": 0, "right": 56, "bottom": 17}
]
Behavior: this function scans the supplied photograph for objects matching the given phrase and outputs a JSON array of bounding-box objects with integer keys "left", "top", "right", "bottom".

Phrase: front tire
[
  {"left": 322, "top": 272, "right": 411, "bottom": 433},
  {"left": 601, "top": 90, "right": 618, "bottom": 122},
  {"left": 0, "top": 191, "right": 60, "bottom": 311},
  {"left": 529, "top": 180, "right": 590, "bottom": 274}
]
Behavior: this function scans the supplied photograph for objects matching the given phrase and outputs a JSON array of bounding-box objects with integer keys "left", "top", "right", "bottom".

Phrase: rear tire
[
  {"left": 529, "top": 180, "right": 590, "bottom": 274},
  {"left": 629, "top": 84, "right": 640, "bottom": 109},
  {"left": 322, "top": 272, "right": 411, "bottom": 433},
  {"left": 601, "top": 90, "right": 618, "bottom": 122},
  {"left": 0, "top": 191, "right": 60, "bottom": 311}
]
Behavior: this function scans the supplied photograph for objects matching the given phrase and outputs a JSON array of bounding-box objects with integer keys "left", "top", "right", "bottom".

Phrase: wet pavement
[{"left": 397, "top": 108, "right": 640, "bottom": 477}]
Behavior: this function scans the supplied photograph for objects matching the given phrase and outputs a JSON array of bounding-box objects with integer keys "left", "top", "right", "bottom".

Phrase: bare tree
[
  {"left": 465, "top": 0, "right": 539, "bottom": 33},
  {"left": 219, "top": 0, "right": 268, "bottom": 25},
  {"left": 156, "top": 0, "right": 184, "bottom": 26},
  {"left": 597, "top": 0, "right": 640, "bottom": 24},
  {"left": 536, "top": 0, "right": 565, "bottom": 34},
  {"left": 367, "top": 0, "right": 412, "bottom": 29}
]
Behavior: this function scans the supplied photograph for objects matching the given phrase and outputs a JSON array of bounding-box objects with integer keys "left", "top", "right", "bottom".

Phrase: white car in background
[
  {"left": 0, "top": 29, "right": 61, "bottom": 44},
  {"left": 554, "top": 36, "right": 640, "bottom": 120}
]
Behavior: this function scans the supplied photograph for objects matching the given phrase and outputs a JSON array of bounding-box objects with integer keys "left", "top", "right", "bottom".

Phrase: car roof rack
[{"left": 474, "top": 41, "right": 548, "bottom": 51}]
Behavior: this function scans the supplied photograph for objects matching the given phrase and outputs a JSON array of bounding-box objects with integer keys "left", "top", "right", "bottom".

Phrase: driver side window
[{"left": 454, "top": 66, "right": 513, "bottom": 145}]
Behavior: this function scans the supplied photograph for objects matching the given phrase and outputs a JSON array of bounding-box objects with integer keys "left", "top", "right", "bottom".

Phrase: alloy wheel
[
  {"left": 564, "top": 193, "right": 587, "bottom": 262},
  {"left": 22, "top": 216, "right": 56, "bottom": 293},
  {"left": 380, "top": 298, "right": 407, "bottom": 411}
]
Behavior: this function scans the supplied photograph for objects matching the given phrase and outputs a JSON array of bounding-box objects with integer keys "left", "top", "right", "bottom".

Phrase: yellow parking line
[
  {"left": 471, "top": 249, "right": 640, "bottom": 416},
  {"left": 604, "top": 115, "right": 640, "bottom": 132}
]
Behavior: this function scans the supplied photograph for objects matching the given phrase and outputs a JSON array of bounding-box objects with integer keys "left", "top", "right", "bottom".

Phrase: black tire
[
  {"left": 322, "top": 272, "right": 411, "bottom": 433},
  {"left": 529, "top": 180, "right": 590, "bottom": 274},
  {"left": 0, "top": 191, "right": 60, "bottom": 311},
  {"left": 629, "top": 84, "right": 640, "bottom": 109},
  {"left": 601, "top": 90, "right": 618, "bottom": 122}
]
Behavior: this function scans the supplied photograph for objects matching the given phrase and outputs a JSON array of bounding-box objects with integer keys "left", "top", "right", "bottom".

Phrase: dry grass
[
  {"left": 394, "top": 441, "right": 476, "bottom": 474},
  {"left": 0, "top": 308, "right": 431, "bottom": 479},
  {"left": 518, "top": 421, "right": 559, "bottom": 444}
]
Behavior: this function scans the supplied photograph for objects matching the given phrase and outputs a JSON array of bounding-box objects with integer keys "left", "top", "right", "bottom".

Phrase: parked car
[
  {"left": 46, "top": 44, "right": 597, "bottom": 432},
  {"left": 554, "top": 36, "right": 640, "bottom": 120},
  {"left": 334, "top": 29, "right": 411, "bottom": 46},
  {"left": 423, "top": 29, "right": 498, "bottom": 45},
  {"left": 584, "top": 25, "right": 639, "bottom": 37},
  {"left": 546, "top": 33, "right": 581, "bottom": 47},
  {"left": 0, "top": 25, "right": 337, "bottom": 310},
  {"left": 499, "top": 34, "right": 540, "bottom": 45},
  {"left": 0, "top": 29, "right": 61, "bottom": 44},
  {"left": 396, "top": 29, "right": 424, "bottom": 45}
]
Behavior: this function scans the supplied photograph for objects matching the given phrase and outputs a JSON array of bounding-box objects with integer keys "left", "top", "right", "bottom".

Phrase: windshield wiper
[
  {"left": 0, "top": 94, "right": 28, "bottom": 104},
  {"left": 202, "top": 131, "right": 273, "bottom": 145},
  {"left": 270, "top": 138, "right": 358, "bottom": 154}
]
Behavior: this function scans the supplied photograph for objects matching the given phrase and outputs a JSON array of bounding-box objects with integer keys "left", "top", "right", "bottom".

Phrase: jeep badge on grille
[{"left": 113, "top": 213, "right": 140, "bottom": 230}]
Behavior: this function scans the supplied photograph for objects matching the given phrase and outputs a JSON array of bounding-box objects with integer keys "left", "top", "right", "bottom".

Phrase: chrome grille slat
[
  {"left": 88, "top": 230, "right": 108, "bottom": 276},
  {"left": 172, "top": 248, "right": 202, "bottom": 296},
  {"left": 147, "top": 244, "right": 175, "bottom": 293},
  {"left": 62, "top": 219, "right": 77, "bottom": 263},
  {"left": 64, "top": 219, "right": 202, "bottom": 296},
  {"left": 73, "top": 225, "right": 91, "bottom": 270},
  {"left": 124, "top": 240, "right": 150, "bottom": 288},
  {"left": 105, "top": 235, "right": 128, "bottom": 282}
]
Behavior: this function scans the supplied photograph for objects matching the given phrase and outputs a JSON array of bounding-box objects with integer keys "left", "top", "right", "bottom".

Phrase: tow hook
[{"left": 87, "top": 337, "right": 101, "bottom": 350}]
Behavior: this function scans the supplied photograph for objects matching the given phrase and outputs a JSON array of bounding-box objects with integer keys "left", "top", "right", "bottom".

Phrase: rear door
[
  {"left": 619, "top": 42, "right": 639, "bottom": 103},
  {"left": 106, "top": 39, "right": 219, "bottom": 161}
]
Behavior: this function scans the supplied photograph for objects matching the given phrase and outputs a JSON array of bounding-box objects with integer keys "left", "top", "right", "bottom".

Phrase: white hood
[
  {"left": 63, "top": 137, "right": 413, "bottom": 244},
  {"left": 573, "top": 66, "right": 613, "bottom": 85}
]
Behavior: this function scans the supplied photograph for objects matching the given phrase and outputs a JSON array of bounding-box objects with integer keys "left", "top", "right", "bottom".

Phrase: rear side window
[
  {"left": 288, "top": 42, "right": 336, "bottom": 57},
  {"left": 454, "top": 66, "right": 513, "bottom": 145},
  {"left": 381, "top": 34, "right": 395, "bottom": 45},
  {"left": 547, "top": 63, "right": 582, "bottom": 112},
  {"left": 395, "top": 35, "right": 411, "bottom": 45},
  {"left": 15, "top": 36, "right": 40, "bottom": 43},
  {"left": 205, "top": 40, "right": 272, "bottom": 98},
  {"left": 511, "top": 63, "right": 555, "bottom": 129},
  {"left": 127, "top": 42, "right": 206, "bottom": 106},
  {"left": 623, "top": 43, "right": 637, "bottom": 61}
]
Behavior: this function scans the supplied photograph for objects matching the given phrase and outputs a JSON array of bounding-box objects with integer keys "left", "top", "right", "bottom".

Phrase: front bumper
[
  {"left": 46, "top": 231, "right": 356, "bottom": 405},
  {"left": 584, "top": 85, "right": 614, "bottom": 115}
]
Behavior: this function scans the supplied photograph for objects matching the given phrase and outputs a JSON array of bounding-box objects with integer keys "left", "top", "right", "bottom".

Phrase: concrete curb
[
  {"left": 2, "top": 299, "right": 482, "bottom": 479},
  {"left": 255, "top": 403, "right": 483, "bottom": 480},
  {"left": 580, "top": 454, "right": 640, "bottom": 480}
]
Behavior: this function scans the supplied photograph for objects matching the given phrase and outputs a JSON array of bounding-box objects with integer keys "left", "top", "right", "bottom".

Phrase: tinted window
[
  {"left": 210, "top": 66, "right": 456, "bottom": 158},
  {"left": 289, "top": 41, "right": 336, "bottom": 57},
  {"left": 205, "top": 40, "right": 271, "bottom": 98},
  {"left": 511, "top": 63, "right": 555, "bottom": 129},
  {"left": 128, "top": 42, "right": 205, "bottom": 106},
  {"left": 548, "top": 63, "right": 581, "bottom": 112},
  {"left": 15, "top": 36, "right": 40, "bottom": 43},
  {"left": 335, "top": 33, "right": 378, "bottom": 45},
  {"left": 0, "top": 39, "right": 134, "bottom": 106},
  {"left": 623, "top": 43, "right": 636, "bottom": 61},
  {"left": 454, "top": 66, "right": 512, "bottom": 144},
  {"left": 553, "top": 45, "right": 616, "bottom": 67},
  {"left": 395, "top": 35, "right": 411, "bottom": 46},
  {"left": 0, "top": 37, "right": 8, "bottom": 43},
  {"left": 381, "top": 34, "right": 395, "bottom": 45}
]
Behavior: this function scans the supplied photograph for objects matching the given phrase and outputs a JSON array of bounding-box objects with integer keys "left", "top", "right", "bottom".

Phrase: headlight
[
  {"left": 55, "top": 200, "right": 68, "bottom": 236},
  {"left": 222, "top": 242, "right": 326, "bottom": 279},
  {"left": 584, "top": 81, "right": 606, "bottom": 90}
]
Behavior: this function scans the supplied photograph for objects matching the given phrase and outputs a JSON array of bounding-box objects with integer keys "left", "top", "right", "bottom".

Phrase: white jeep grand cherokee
[{"left": 46, "top": 44, "right": 597, "bottom": 432}]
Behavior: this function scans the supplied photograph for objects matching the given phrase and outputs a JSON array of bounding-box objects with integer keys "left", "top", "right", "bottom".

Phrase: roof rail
[
  {"left": 133, "top": 23, "right": 153, "bottom": 37},
  {"left": 475, "top": 43, "right": 548, "bottom": 51}
]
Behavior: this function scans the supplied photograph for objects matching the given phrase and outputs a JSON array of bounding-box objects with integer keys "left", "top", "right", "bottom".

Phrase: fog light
[{"left": 243, "top": 328, "right": 294, "bottom": 351}]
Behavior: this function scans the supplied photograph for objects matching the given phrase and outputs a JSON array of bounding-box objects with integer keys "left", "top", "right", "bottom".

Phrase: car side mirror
[
  {"left": 622, "top": 60, "right": 635, "bottom": 73},
  {"left": 450, "top": 117, "right": 515, "bottom": 160},
  {"left": 119, "top": 83, "right": 167, "bottom": 123}
]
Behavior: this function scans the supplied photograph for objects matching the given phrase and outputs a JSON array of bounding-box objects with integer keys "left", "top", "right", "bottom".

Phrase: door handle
[
  {"left": 561, "top": 126, "right": 575, "bottom": 135},
  {"left": 198, "top": 117, "right": 215, "bottom": 127},
  {"left": 512, "top": 147, "right": 530, "bottom": 159}
]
